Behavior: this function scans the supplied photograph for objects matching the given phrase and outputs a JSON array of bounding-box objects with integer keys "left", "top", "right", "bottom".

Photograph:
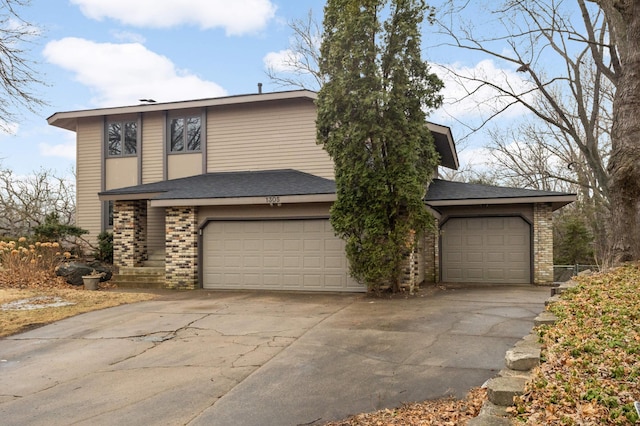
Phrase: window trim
[
  {"left": 167, "top": 112, "right": 203, "bottom": 154},
  {"left": 106, "top": 119, "right": 139, "bottom": 158}
]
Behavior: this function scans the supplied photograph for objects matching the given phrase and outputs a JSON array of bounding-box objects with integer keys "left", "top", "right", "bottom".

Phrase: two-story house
[{"left": 48, "top": 90, "right": 575, "bottom": 292}]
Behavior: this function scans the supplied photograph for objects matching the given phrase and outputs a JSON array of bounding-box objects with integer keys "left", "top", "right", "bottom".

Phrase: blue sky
[{"left": 2, "top": 0, "right": 536, "bottom": 177}]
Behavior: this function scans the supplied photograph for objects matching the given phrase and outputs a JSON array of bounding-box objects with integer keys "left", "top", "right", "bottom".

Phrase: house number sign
[{"left": 266, "top": 196, "right": 280, "bottom": 204}]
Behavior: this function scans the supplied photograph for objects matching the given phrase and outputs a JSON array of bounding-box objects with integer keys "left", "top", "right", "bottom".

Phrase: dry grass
[
  {"left": 0, "top": 236, "right": 156, "bottom": 338},
  {"left": 0, "top": 287, "right": 156, "bottom": 338}
]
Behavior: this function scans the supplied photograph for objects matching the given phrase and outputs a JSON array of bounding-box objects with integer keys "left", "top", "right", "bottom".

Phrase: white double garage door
[
  {"left": 202, "top": 216, "right": 532, "bottom": 291},
  {"left": 202, "top": 219, "right": 363, "bottom": 292}
]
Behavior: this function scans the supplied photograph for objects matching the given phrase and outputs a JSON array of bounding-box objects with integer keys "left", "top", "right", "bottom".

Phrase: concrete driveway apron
[{"left": 0, "top": 285, "right": 549, "bottom": 426}]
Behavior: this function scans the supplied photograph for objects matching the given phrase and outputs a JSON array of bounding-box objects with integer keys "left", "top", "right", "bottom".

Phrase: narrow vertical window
[
  {"left": 170, "top": 118, "right": 185, "bottom": 152},
  {"left": 108, "top": 200, "right": 114, "bottom": 227},
  {"left": 124, "top": 122, "right": 137, "bottom": 155},
  {"left": 108, "top": 123, "right": 122, "bottom": 156},
  {"left": 187, "top": 117, "right": 201, "bottom": 151}
]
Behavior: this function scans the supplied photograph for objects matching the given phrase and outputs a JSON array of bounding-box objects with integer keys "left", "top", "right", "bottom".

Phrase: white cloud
[
  {"left": 457, "top": 145, "right": 493, "bottom": 170},
  {"left": 110, "top": 30, "right": 146, "bottom": 44},
  {"left": 70, "top": 0, "right": 277, "bottom": 35},
  {"left": 39, "top": 139, "right": 76, "bottom": 160},
  {"left": 0, "top": 122, "right": 20, "bottom": 136},
  {"left": 431, "top": 59, "right": 537, "bottom": 123},
  {"left": 43, "top": 37, "right": 227, "bottom": 107},
  {"left": 263, "top": 49, "right": 301, "bottom": 73}
]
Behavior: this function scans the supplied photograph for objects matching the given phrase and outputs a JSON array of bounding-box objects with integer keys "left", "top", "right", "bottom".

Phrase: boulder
[{"left": 56, "top": 262, "right": 112, "bottom": 286}]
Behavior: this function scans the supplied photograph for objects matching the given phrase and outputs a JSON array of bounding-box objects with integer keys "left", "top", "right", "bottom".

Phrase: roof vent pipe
[{"left": 258, "top": 82, "right": 263, "bottom": 94}]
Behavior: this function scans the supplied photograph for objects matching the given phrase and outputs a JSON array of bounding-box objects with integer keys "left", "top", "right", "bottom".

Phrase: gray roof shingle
[
  {"left": 99, "top": 169, "right": 336, "bottom": 199},
  {"left": 425, "top": 179, "right": 574, "bottom": 202},
  {"left": 99, "top": 172, "right": 574, "bottom": 205}
]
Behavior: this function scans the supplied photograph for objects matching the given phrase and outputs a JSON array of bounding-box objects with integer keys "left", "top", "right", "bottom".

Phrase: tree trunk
[{"left": 606, "top": 2, "right": 640, "bottom": 262}]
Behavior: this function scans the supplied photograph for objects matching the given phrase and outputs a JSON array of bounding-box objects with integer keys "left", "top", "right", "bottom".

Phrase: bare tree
[
  {"left": 0, "top": 0, "right": 46, "bottom": 131},
  {"left": 435, "top": 0, "right": 615, "bottom": 261},
  {"left": 0, "top": 166, "right": 76, "bottom": 237},
  {"left": 265, "top": 10, "right": 324, "bottom": 91}
]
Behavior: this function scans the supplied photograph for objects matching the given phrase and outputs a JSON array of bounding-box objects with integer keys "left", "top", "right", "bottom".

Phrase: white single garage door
[
  {"left": 202, "top": 219, "right": 363, "bottom": 292},
  {"left": 441, "top": 217, "right": 531, "bottom": 283}
]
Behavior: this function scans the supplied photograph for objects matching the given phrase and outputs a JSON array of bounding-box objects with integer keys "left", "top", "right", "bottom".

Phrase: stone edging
[{"left": 468, "top": 280, "right": 579, "bottom": 426}]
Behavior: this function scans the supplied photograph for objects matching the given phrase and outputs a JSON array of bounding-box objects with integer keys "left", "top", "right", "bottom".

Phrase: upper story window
[
  {"left": 107, "top": 121, "right": 137, "bottom": 156},
  {"left": 170, "top": 115, "right": 201, "bottom": 153}
]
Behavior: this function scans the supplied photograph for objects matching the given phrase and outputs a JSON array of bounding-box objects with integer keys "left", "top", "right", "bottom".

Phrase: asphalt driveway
[{"left": 0, "top": 285, "right": 549, "bottom": 425}]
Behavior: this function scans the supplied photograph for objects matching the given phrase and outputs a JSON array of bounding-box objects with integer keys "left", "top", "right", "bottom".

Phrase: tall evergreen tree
[{"left": 316, "top": 0, "right": 443, "bottom": 292}]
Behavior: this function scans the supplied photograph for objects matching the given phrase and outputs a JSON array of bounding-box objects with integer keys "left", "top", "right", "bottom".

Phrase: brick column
[
  {"left": 533, "top": 203, "right": 554, "bottom": 284},
  {"left": 113, "top": 200, "right": 147, "bottom": 267},
  {"left": 423, "top": 219, "right": 439, "bottom": 283},
  {"left": 165, "top": 206, "right": 198, "bottom": 289}
]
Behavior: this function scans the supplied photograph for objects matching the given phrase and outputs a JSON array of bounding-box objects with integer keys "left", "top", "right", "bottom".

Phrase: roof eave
[
  {"left": 427, "top": 122, "right": 459, "bottom": 170},
  {"left": 425, "top": 194, "right": 576, "bottom": 211},
  {"left": 48, "top": 90, "right": 318, "bottom": 131},
  {"left": 149, "top": 193, "right": 337, "bottom": 207},
  {"left": 98, "top": 192, "right": 164, "bottom": 201}
]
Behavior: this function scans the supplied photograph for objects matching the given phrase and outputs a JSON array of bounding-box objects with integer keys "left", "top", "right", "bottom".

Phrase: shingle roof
[
  {"left": 98, "top": 169, "right": 336, "bottom": 199},
  {"left": 425, "top": 179, "right": 574, "bottom": 201},
  {"left": 99, "top": 172, "right": 575, "bottom": 210}
]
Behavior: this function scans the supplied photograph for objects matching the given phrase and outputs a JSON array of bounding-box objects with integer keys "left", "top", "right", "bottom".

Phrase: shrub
[
  {"left": 33, "top": 212, "right": 88, "bottom": 242},
  {"left": 0, "top": 238, "right": 71, "bottom": 287},
  {"left": 95, "top": 231, "right": 113, "bottom": 263}
]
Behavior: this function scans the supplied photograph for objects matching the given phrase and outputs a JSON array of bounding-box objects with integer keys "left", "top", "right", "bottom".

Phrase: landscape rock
[
  {"left": 534, "top": 311, "right": 557, "bottom": 326},
  {"left": 486, "top": 376, "right": 528, "bottom": 406},
  {"left": 505, "top": 347, "right": 540, "bottom": 371},
  {"left": 55, "top": 262, "right": 112, "bottom": 286}
]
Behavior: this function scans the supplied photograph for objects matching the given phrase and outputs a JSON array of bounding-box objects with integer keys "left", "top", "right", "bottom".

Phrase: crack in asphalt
[{"left": 184, "top": 302, "right": 355, "bottom": 425}]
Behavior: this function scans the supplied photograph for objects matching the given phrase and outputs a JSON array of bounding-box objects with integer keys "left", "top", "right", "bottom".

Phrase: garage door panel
[
  {"left": 487, "top": 251, "right": 505, "bottom": 262},
  {"left": 304, "top": 256, "right": 322, "bottom": 268},
  {"left": 283, "top": 256, "right": 300, "bottom": 267},
  {"left": 324, "top": 255, "right": 344, "bottom": 268},
  {"left": 466, "top": 252, "right": 483, "bottom": 263},
  {"left": 261, "top": 239, "right": 279, "bottom": 251},
  {"left": 487, "top": 235, "right": 505, "bottom": 246},
  {"left": 442, "top": 217, "right": 531, "bottom": 284},
  {"left": 303, "top": 239, "right": 322, "bottom": 251},
  {"left": 224, "top": 240, "right": 242, "bottom": 251},
  {"left": 466, "top": 268, "right": 484, "bottom": 280},
  {"left": 283, "top": 239, "right": 301, "bottom": 251},
  {"left": 203, "top": 219, "right": 363, "bottom": 292},
  {"left": 487, "top": 269, "right": 505, "bottom": 279},
  {"left": 282, "top": 221, "right": 303, "bottom": 232}
]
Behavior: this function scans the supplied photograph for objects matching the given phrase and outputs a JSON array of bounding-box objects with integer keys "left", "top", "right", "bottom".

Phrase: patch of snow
[{"left": 1, "top": 296, "right": 76, "bottom": 311}]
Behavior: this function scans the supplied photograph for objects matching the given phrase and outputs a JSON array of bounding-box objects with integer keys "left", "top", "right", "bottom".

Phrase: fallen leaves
[
  {"left": 514, "top": 263, "right": 640, "bottom": 425},
  {"left": 323, "top": 387, "right": 486, "bottom": 425}
]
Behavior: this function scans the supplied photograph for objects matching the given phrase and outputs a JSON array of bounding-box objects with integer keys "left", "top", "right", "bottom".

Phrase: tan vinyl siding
[
  {"left": 105, "top": 157, "right": 138, "bottom": 190},
  {"left": 168, "top": 153, "right": 203, "bottom": 179},
  {"left": 76, "top": 117, "right": 103, "bottom": 244},
  {"left": 142, "top": 111, "right": 164, "bottom": 184},
  {"left": 207, "top": 99, "right": 334, "bottom": 179}
]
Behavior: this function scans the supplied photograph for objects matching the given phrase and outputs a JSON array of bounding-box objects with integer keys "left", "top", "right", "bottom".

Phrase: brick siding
[
  {"left": 113, "top": 200, "right": 147, "bottom": 267},
  {"left": 423, "top": 220, "right": 439, "bottom": 283},
  {"left": 533, "top": 203, "right": 554, "bottom": 284},
  {"left": 165, "top": 206, "right": 199, "bottom": 289}
]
